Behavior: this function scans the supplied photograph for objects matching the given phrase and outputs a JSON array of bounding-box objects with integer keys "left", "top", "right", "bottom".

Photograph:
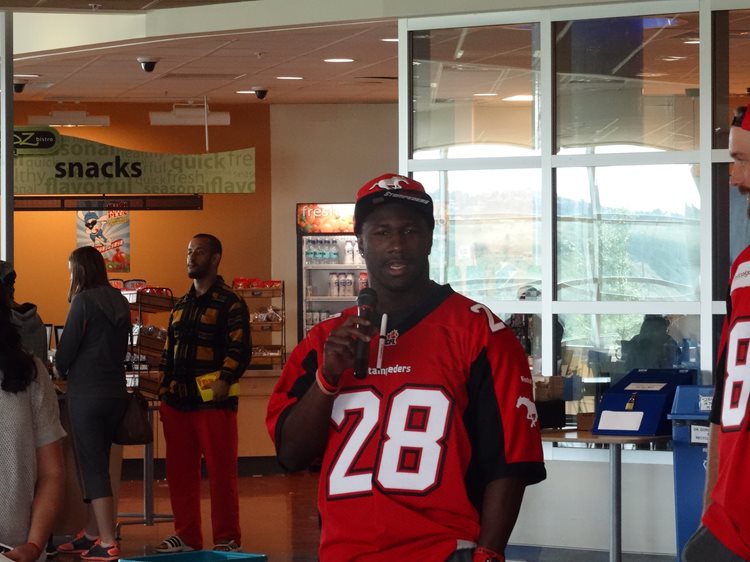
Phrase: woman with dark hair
[
  {"left": 54, "top": 246, "right": 130, "bottom": 562},
  {"left": 0, "top": 279, "right": 66, "bottom": 562}
]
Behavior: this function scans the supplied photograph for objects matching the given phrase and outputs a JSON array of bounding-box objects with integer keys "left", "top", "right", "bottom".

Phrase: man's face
[
  {"left": 730, "top": 125, "right": 750, "bottom": 218},
  {"left": 187, "top": 237, "right": 217, "bottom": 280},
  {"left": 357, "top": 203, "right": 433, "bottom": 293}
]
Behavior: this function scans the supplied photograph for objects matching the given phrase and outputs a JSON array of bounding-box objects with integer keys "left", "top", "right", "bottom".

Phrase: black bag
[{"left": 113, "top": 390, "right": 153, "bottom": 445}]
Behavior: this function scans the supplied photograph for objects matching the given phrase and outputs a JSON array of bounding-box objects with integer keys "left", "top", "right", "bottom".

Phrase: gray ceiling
[{"left": 9, "top": 4, "right": 399, "bottom": 105}]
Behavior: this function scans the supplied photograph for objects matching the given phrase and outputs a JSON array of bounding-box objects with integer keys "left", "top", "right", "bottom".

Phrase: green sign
[{"left": 14, "top": 129, "right": 255, "bottom": 195}]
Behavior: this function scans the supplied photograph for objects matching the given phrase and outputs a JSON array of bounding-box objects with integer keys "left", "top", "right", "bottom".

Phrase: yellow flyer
[{"left": 195, "top": 371, "right": 240, "bottom": 402}]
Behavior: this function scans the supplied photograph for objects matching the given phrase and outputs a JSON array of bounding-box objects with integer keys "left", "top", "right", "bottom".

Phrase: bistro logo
[{"left": 13, "top": 128, "right": 59, "bottom": 155}]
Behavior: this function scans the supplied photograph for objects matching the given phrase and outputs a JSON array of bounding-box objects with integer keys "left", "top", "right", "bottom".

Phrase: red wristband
[
  {"left": 473, "top": 546, "right": 504, "bottom": 562},
  {"left": 26, "top": 541, "right": 42, "bottom": 559},
  {"left": 316, "top": 369, "right": 340, "bottom": 396}
]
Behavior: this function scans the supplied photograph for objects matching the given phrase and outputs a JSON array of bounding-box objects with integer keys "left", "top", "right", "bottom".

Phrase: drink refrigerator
[{"left": 296, "top": 203, "right": 368, "bottom": 341}]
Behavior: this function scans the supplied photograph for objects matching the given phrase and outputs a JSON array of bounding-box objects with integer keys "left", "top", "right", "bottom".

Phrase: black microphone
[{"left": 354, "top": 288, "right": 378, "bottom": 379}]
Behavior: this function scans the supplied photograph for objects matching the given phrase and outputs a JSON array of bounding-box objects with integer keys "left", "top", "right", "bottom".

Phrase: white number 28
[
  {"left": 723, "top": 319, "right": 750, "bottom": 429},
  {"left": 328, "top": 387, "right": 452, "bottom": 497}
]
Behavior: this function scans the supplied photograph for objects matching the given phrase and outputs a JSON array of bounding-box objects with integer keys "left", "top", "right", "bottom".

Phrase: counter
[{"left": 123, "top": 368, "right": 281, "bottom": 459}]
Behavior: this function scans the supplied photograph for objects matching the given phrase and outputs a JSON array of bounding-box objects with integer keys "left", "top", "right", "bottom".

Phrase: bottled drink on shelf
[
  {"left": 305, "top": 311, "right": 313, "bottom": 326},
  {"left": 337, "top": 272, "right": 347, "bottom": 297},
  {"left": 354, "top": 241, "right": 364, "bottom": 264},
  {"left": 312, "top": 310, "right": 321, "bottom": 324},
  {"left": 305, "top": 240, "right": 314, "bottom": 265},
  {"left": 328, "top": 272, "right": 339, "bottom": 296},
  {"left": 344, "top": 240, "right": 354, "bottom": 264},
  {"left": 344, "top": 273, "right": 354, "bottom": 296},
  {"left": 332, "top": 238, "right": 341, "bottom": 264},
  {"left": 358, "top": 271, "right": 368, "bottom": 292}
]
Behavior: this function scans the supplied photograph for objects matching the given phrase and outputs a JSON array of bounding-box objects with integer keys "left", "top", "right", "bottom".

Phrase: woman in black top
[{"left": 54, "top": 246, "right": 130, "bottom": 562}]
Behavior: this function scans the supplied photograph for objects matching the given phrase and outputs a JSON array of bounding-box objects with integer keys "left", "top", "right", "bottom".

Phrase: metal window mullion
[
  {"left": 540, "top": 12, "right": 555, "bottom": 377},
  {"left": 398, "top": 17, "right": 409, "bottom": 175},
  {"left": 699, "top": 0, "right": 715, "bottom": 380},
  {"left": 0, "top": 12, "right": 12, "bottom": 263}
]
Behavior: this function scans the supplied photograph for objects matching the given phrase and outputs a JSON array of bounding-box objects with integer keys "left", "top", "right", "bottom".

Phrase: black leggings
[
  {"left": 67, "top": 394, "right": 128, "bottom": 502},
  {"left": 683, "top": 526, "right": 748, "bottom": 562}
]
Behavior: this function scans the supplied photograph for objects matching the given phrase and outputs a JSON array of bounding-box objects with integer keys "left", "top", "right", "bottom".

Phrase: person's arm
[
  {"left": 213, "top": 297, "right": 252, "bottom": 401},
  {"left": 53, "top": 296, "right": 86, "bottom": 377},
  {"left": 476, "top": 477, "right": 526, "bottom": 557},
  {"left": 702, "top": 422, "right": 721, "bottom": 514},
  {"left": 275, "top": 314, "right": 371, "bottom": 471},
  {"left": 5, "top": 440, "right": 65, "bottom": 562}
]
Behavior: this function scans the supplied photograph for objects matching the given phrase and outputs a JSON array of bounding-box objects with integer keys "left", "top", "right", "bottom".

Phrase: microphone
[{"left": 354, "top": 288, "right": 378, "bottom": 379}]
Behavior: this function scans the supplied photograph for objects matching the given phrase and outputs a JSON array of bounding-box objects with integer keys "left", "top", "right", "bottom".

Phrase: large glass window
[
  {"left": 406, "top": 4, "right": 735, "bottom": 392},
  {"left": 557, "top": 162, "right": 701, "bottom": 301},
  {"left": 555, "top": 14, "right": 699, "bottom": 153},
  {"left": 411, "top": 23, "right": 540, "bottom": 157},
  {"left": 415, "top": 169, "right": 542, "bottom": 309}
]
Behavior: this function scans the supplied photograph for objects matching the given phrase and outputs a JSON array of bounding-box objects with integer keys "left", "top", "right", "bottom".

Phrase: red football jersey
[
  {"left": 267, "top": 284, "right": 546, "bottom": 562},
  {"left": 705, "top": 245, "right": 750, "bottom": 559}
]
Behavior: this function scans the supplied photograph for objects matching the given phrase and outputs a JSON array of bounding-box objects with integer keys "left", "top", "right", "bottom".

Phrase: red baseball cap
[
  {"left": 354, "top": 173, "right": 434, "bottom": 234},
  {"left": 732, "top": 104, "right": 750, "bottom": 131}
]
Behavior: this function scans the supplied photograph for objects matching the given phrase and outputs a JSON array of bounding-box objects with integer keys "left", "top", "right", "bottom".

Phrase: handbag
[{"left": 113, "top": 390, "right": 153, "bottom": 445}]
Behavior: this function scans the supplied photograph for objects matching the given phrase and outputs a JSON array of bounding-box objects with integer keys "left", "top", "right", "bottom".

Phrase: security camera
[
  {"left": 137, "top": 57, "right": 159, "bottom": 73},
  {"left": 253, "top": 88, "right": 268, "bottom": 100},
  {"left": 13, "top": 79, "right": 27, "bottom": 93}
]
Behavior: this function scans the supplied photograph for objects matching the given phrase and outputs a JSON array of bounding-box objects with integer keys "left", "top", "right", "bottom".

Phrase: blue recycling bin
[{"left": 668, "top": 385, "right": 714, "bottom": 561}]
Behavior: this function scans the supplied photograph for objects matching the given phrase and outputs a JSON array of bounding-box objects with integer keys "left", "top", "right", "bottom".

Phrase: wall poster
[{"left": 76, "top": 208, "right": 131, "bottom": 273}]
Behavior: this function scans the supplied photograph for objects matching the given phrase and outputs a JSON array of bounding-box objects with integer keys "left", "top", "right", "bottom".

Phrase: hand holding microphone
[{"left": 354, "top": 288, "right": 378, "bottom": 379}]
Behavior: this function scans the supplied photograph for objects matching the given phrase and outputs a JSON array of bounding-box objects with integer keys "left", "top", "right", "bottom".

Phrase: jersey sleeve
[
  {"left": 266, "top": 321, "right": 330, "bottom": 449},
  {"left": 464, "top": 311, "right": 546, "bottom": 491}
]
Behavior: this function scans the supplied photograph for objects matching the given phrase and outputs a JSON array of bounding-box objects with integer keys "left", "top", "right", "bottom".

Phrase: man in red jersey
[
  {"left": 682, "top": 106, "right": 750, "bottom": 562},
  {"left": 267, "top": 173, "right": 546, "bottom": 562}
]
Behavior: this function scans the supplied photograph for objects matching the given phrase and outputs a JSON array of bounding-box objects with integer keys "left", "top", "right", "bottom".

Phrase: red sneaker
[{"left": 80, "top": 541, "right": 120, "bottom": 561}]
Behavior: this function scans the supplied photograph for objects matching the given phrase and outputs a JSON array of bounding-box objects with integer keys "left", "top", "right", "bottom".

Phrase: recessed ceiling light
[
  {"left": 14, "top": 74, "right": 39, "bottom": 79},
  {"left": 637, "top": 72, "right": 667, "bottom": 78},
  {"left": 324, "top": 58, "right": 354, "bottom": 63},
  {"left": 276, "top": 76, "right": 303, "bottom": 80},
  {"left": 683, "top": 39, "right": 700, "bottom": 44},
  {"left": 502, "top": 94, "right": 533, "bottom": 102},
  {"left": 381, "top": 38, "right": 398, "bottom": 43},
  {"left": 661, "top": 56, "right": 687, "bottom": 62},
  {"left": 474, "top": 93, "right": 498, "bottom": 97},
  {"left": 236, "top": 90, "right": 257, "bottom": 94}
]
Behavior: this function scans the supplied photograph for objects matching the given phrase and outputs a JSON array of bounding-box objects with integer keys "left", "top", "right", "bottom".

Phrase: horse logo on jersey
[
  {"left": 516, "top": 396, "right": 538, "bottom": 428},
  {"left": 385, "top": 329, "right": 399, "bottom": 346},
  {"left": 372, "top": 176, "right": 409, "bottom": 192}
]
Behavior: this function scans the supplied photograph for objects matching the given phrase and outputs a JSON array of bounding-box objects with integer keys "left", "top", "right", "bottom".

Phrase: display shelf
[
  {"left": 236, "top": 287, "right": 283, "bottom": 299},
  {"left": 306, "top": 296, "right": 357, "bottom": 302},
  {"left": 131, "top": 333, "right": 166, "bottom": 365},
  {"left": 123, "top": 290, "right": 175, "bottom": 314},
  {"left": 126, "top": 289, "right": 173, "bottom": 372},
  {"left": 304, "top": 263, "right": 367, "bottom": 270},
  {"left": 250, "top": 345, "right": 284, "bottom": 367},
  {"left": 250, "top": 321, "right": 283, "bottom": 332},
  {"left": 239, "top": 281, "right": 286, "bottom": 369}
]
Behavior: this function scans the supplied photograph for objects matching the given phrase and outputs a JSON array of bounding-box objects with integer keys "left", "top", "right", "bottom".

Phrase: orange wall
[{"left": 12, "top": 102, "right": 271, "bottom": 326}]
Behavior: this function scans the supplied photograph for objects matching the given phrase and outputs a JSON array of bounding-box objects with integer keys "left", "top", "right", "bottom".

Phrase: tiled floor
[{"left": 54, "top": 469, "right": 675, "bottom": 562}]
